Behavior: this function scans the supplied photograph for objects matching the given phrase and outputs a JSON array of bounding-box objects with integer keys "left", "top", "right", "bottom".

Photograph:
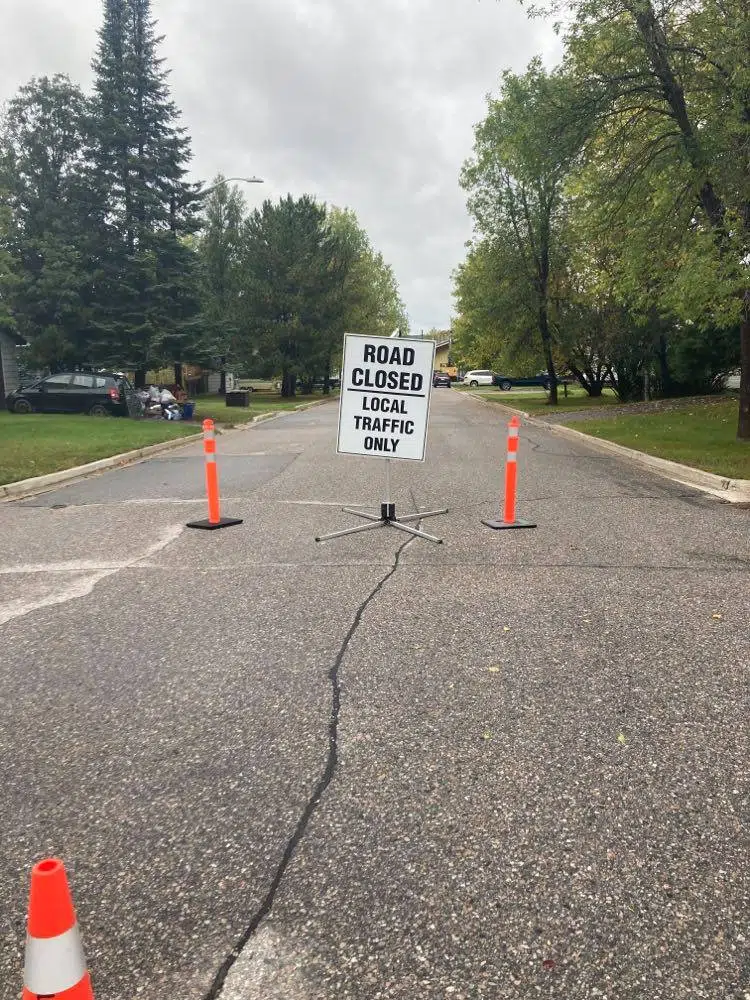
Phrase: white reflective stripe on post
[
  {"left": 508, "top": 427, "right": 519, "bottom": 438},
  {"left": 507, "top": 452, "right": 517, "bottom": 462},
  {"left": 204, "top": 430, "right": 215, "bottom": 441},
  {"left": 24, "top": 925, "right": 87, "bottom": 995},
  {"left": 205, "top": 453, "right": 216, "bottom": 463}
]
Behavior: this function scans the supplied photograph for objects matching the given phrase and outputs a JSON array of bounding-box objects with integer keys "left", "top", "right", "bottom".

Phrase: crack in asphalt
[{"left": 203, "top": 503, "right": 421, "bottom": 1000}]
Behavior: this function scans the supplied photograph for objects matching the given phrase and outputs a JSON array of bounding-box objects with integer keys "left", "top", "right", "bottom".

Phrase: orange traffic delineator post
[
  {"left": 482, "top": 414, "right": 536, "bottom": 530},
  {"left": 22, "top": 857, "right": 94, "bottom": 999},
  {"left": 186, "top": 418, "right": 243, "bottom": 531}
]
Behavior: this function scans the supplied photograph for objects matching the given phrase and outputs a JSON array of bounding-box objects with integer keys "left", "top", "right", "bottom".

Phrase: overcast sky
[{"left": 2, "top": 0, "right": 560, "bottom": 333}]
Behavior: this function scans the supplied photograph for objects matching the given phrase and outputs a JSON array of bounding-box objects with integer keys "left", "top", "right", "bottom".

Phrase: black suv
[{"left": 6, "top": 371, "right": 133, "bottom": 416}]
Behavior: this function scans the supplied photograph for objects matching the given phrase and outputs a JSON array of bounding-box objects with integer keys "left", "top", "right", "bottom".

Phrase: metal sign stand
[{"left": 315, "top": 459, "right": 448, "bottom": 544}]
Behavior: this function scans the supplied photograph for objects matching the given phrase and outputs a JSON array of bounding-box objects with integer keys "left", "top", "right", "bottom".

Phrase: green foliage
[
  {"left": 666, "top": 324, "right": 739, "bottom": 395},
  {"left": 86, "top": 0, "right": 201, "bottom": 376},
  {"left": 559, "top": 0, "right": 750, "bottom": 429},
  {"left": 195, "top": 176, "right": 246, "bottom": 370},
  {"left": 0, "top": 75, "right": 91, "bottom": 368},
  {"left": 458, "top": 0, "right": 750, "bottom": 428},
  {"left": 229, "top": 199, "right": 408, "bottom": 395},
  {"left": 327, "top": 207, "right": 409, "bottom": 338},
  {"left": 237, "top": 195, "right": 347, "bottom": 396},
  {"left": 452, "top": 240, "right": 541, "bottom": 371},
  {"left": 459, "top": 63, "right": 595, "bottom": 400},
  {"left": 0, "top": 2, "right": 409, "bottom": 390}
]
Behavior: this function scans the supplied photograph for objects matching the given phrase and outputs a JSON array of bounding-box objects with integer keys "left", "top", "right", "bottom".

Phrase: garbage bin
[
  {"left": 182, "top": 401, "right": 195, "bottom": 420},
  {"left": 225, "top": 391, "right": 250, "bottom": 407}
]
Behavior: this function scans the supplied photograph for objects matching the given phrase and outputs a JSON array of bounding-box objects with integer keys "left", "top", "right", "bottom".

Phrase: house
[
  {"left": 0, "top": 330, "right": 25, "bottom": 399},
  {"left": 433, "top": 337, "right": 457, "bottom": 377}
]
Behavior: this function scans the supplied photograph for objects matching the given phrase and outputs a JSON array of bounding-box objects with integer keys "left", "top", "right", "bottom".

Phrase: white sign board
[{"left": 337, "top": 334, "right": 436, "bottom": 461}]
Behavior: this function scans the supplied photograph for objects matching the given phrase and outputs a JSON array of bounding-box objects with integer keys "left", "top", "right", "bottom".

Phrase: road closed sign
[{"left": 337, "top": 334, "right": 436, "bottom": 461}]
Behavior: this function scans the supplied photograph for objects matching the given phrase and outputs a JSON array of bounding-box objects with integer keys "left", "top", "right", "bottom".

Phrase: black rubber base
[
  {"left": 186, "top": 517, "right": 244, "bottom": 531},
  {"left": 482, "top": 518, "right": 536, "bottom": 530}
]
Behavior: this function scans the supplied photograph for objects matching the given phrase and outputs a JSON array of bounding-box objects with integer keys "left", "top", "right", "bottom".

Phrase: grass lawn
[
  {"left": 460, "top": 385, "right": 620, "bottom": 411},
  {"left": 191, "top": 392, "right": 333, "bottom": 425},
  {"left": 0, "top": 411, "right": 199, "bottom": 486},
  {"left": 580, "top": 399, "right": 749, "bottom": 480}
]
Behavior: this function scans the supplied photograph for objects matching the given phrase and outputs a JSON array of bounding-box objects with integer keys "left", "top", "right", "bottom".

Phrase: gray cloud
[{"left": 1, "top": 0, "right": 560, "bottom": 332}]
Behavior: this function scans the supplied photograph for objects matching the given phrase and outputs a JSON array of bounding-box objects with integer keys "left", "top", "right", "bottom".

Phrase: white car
[{"left": 463, "top": 370, "right": 498, "bottom": 387}]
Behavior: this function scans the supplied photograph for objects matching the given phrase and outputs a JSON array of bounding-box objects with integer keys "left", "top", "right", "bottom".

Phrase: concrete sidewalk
[{"left": 0, "top": 392, "right": 747, "bottom": 999}]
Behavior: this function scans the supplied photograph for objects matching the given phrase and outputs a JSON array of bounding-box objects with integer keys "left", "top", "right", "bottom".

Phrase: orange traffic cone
[{"left": 22, "top": 858, "right": 93, "bottom": 999}]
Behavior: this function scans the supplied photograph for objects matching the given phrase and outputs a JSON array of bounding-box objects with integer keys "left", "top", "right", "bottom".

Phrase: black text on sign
[{"left": 337, "top": 335, "right": 435, "bottom": 461}]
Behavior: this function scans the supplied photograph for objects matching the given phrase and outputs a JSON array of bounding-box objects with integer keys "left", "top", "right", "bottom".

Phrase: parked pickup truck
[{"left": 494, "top": 372, "right": 570, "bottom": 391}]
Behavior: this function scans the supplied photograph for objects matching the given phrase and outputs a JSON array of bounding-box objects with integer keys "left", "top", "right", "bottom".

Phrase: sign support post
[{"left": 315, "top": 334, "right": 448, "bottom": 545}]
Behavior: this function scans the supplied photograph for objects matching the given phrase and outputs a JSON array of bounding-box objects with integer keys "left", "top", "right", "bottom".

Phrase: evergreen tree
[
  {"left": 238, "top": 196, "right": 345, "bottom": 397},
  {"left": 87, "top": 0, "right": 201, "bottom": 380},
  {"left": 196, "top": 177, "right": 247, "bottom": 392},
  {"left": 0, "top": 75, "right": 91, "bottom": 369}
]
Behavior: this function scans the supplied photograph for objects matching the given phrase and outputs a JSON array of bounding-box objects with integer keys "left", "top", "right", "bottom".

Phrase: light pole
[
  {"left": 169, "top": 176, "right": 264, "bottom": 232},
  {"left": 197, "top": 176, "right": 264, "bottom": 199}
]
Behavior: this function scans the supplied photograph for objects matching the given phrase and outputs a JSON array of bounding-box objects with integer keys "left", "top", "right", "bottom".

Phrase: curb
[
  {"left": 231, "top": 396, "right": 335, "bottom": 428},
  {"left": 0, "top": 431, "right": 203, "bottom": 503},
  {"left": 295, "top": 396, "right": 337, "bottom": 411},
  {"left": 463, "top": 391, "right": 750, "bottom": 504},
  {"left": 1, "top": 397, "right": 338, "bottom": 503}
]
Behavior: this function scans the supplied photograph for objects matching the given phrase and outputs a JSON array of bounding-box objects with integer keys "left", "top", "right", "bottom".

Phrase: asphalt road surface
[{"left": 1, "top": 391, "right": 748, "bottom": 1000}]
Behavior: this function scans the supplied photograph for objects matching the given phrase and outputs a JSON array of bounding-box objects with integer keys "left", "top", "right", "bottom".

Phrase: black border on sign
[{"left": 336, "top": 333, "right": 436, "bottom": 462}]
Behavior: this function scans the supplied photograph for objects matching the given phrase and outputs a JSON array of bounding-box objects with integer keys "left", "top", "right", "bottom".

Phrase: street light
[
  {"left": 170, "top": 177, "right": 264, "bottom": 232},
  {"left": 198, "top": 176, "right": 264, "bottom": 198}
]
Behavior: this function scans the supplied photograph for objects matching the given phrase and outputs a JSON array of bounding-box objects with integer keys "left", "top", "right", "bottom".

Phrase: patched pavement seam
[{"left": 203, "top": 516, "right": 421, "bottom": 999}]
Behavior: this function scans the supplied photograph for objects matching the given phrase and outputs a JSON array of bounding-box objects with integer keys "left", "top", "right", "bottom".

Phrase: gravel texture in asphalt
[{"left": 0, "top": 390, "right": 747, "bottom": 1000}]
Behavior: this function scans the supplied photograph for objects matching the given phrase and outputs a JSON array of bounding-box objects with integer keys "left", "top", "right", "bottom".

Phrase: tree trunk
[
  {"left": 567, "top": 363, "right": 595, "bottom": 396},
  {"left": 657, "top": 335, "right": 672, "bottom": 396},
  {"left": 738, "top": 303, "right": 750, "bottom": 439},
  {"left": 134, "top": 368, "right": 147, "bottom": 389},
  {"left": 281, "top": 369, "right": 296, "bottom": 398},
  {"left": 174, "top": 363, "right": 183, "bottom": 388},
  {"left": 539, "top": 306, "right": 558, "bottom": 405}
]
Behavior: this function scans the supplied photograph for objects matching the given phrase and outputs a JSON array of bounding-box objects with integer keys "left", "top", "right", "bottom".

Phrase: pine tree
[
  {"left": 87, "top": 0, "right": 201, "bottom": 380},
  {"left": 196, "top": 177, "right": 247, "bottom": 391},
  {"left": 238, "top": 196, "right": 346, "bottom": 397},
  {"left": 0, "top": 75, "right": 92, "bottom": 369}
]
